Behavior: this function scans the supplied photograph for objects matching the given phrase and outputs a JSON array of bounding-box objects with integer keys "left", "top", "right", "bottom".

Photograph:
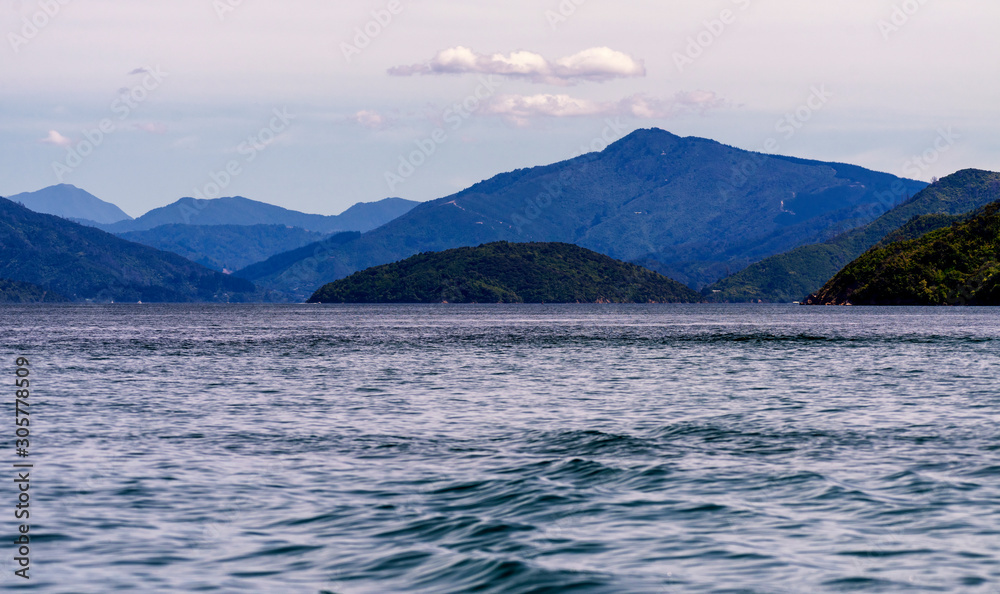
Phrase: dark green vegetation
[
  {"left": 0, "top": 278, "right": 67, "bottom": 303},
  {"left": 118, "top": 224, "right": 329, "bottom": 272},
  {"left": 308, "top": 242, "right": 702, "bottom": 304},
  {"left": 707, "top": 170, "right": 1000, "bottom": 302},
  {"left": 0, "top": 197, "right": 258, "bottom": 302},
  {"left": 95, "top": 196, "right": 418, "bottom": 234},
  {"left": 242, "top": 128, "right": 926, "bottom": 299},
  {"left": 9, "top": 184, "right": 133, "bottom": 225},
  {"left": 806, "top": 200, "right": 1000, "bottom": 306}
]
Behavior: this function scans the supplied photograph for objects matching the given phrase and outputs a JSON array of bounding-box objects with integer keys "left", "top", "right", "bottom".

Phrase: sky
[{"left": 1, "top": 0, "right": 998, "bottom": 218}]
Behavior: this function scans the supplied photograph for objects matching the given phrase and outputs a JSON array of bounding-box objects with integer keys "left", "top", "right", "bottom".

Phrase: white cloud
[
  {"left": 485, "top": 91, "right": 729, "bottom": 126},
  {"left": 486, "top": 94, "right": 607, "bottom": 119},
  {"left": 388, "top": 46, "right": 645, "bottom": 84},
  {"left": 353, "top": 110, "right": 386, "bottom": 129},
  {"left": 40, "top": 130, "right": 72, "bottom": 147},
  {"left": 553, "top": 47, "right": 646, "bottom": 81}
]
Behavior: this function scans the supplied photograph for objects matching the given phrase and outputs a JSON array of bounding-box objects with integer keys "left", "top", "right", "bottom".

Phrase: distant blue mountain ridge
[
  {"left": 7, "top": 184, "right": 133, "bottom": 225},
  {"left": 90, "top": 195, "right": 419, "bottom": 234},
  {"left": 7, "top": 186, "right": 420, "bottom": 273}
]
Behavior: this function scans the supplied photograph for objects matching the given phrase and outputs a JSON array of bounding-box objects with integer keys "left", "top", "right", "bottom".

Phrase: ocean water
[{"left": 2, "top": 303, "right": 999, "bottom": 593}]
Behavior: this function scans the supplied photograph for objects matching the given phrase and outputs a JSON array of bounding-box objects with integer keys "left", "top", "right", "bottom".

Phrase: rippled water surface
[{"left": 2, "top": 304, "right": 999, "bottom": 593}]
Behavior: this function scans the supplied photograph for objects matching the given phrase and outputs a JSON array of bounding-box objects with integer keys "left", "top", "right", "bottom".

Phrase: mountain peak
[
  {"left": 606, "top": 127, "right": 680, "bottom": 148},
  {"left": 601, "top": 127, "right": 715, "bottom": 159},
  {"left": 7, "top": 184, "right": 133, "bottom": 224},
  {"left": 238, "top": 132, "right": 929, "bottom": 299}
]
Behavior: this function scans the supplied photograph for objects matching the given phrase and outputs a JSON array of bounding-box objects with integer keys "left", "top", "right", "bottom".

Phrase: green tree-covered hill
[
  {"left": 805, "top": 201, "right": 1000, "bottom": 305},
  {"left": 706, "top": 169, "right": 1000, "bottom": 302},
  {"left": 308, "top": 242, "right": 702, "bottom": 304}
]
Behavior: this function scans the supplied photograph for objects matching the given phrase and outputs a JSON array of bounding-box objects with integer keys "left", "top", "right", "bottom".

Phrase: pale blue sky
[{"left": 1, "top": 0, "right": 997, "bottom": 217}]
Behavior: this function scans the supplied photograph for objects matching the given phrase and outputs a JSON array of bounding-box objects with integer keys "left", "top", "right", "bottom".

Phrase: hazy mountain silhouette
[
  {"left": 0, "top": 197, "right": 257, "bottom": 302},
  {"left": 237, "top": 128, "right": 927, "bottom": 300},
  {"left": 9, "top": 184, "right": 133, "bottom": 225},
  {"left": 96, "top": 196, "right": 418, "bottom": 234}
]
